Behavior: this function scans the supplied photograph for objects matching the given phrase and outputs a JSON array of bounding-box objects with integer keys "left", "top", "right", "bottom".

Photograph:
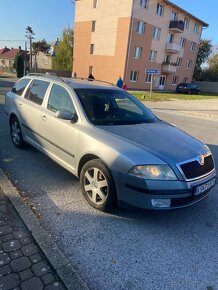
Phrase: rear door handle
[
  {"left": 18, "top": 103, "right": 22, "bottom": 109},
  {"left": 41, "top": 115, "right": 47, "bottom": 122}
]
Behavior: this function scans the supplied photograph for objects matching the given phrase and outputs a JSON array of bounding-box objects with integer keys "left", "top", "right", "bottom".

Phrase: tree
[
  {"left": 52, "top": 26, "right": 73, "bottom": 71},
  {"left": 32, "top": 39, "right": 50, "bottom": 54},
  {"left": 14, "top": 52, "right": 24, "bottom": 78},
  {"left": 193, "top": 40, "right": 213, "bottom": 80}
]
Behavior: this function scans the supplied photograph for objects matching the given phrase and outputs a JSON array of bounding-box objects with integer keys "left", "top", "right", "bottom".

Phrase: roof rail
[
  {"left": 26, "top": 73, "right": 65, "bottom": 82},
  {"left": 71, "top": 77, "right": 114, "bottom": 86}
]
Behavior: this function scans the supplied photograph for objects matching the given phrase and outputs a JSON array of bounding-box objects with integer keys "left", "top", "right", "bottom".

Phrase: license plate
[{"left": 194, "top": 178, "right": 216, "bottom": 196}]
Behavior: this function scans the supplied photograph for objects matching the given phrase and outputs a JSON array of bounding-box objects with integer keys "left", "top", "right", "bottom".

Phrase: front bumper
[{"left": 113, "top": 170, "right": 217, "bottom": 210}]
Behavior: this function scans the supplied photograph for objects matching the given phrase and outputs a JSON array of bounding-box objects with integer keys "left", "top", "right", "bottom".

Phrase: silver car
[{"left": 5, "top": 74, "right": 216, "bottom": 211}]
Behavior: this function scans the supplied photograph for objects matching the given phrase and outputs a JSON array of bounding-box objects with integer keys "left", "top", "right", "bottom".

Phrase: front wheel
[
  {"left": 80, "top": 159, "right": 117, "bottom": 211},
  {"left": 10, "top": 117, "right": 25, "bottom": 148}
]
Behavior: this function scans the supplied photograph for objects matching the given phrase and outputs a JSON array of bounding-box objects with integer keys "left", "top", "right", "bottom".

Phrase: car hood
[{"left": 98, "top": 121, "right": 206, "bottom": 164}]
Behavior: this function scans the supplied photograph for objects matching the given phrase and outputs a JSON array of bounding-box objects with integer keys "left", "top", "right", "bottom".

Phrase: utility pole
[{"left": 25, "top": 26, "right": 35, "bottom": 71}]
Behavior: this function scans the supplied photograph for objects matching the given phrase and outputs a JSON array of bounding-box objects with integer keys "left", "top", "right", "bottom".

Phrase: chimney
[{"left": 19, "top": 46, "right": 21, "bottom": 50}]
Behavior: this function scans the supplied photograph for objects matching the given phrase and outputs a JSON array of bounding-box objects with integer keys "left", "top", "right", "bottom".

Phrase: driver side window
[{"left": 47, "top": 84, "right": 75, "bottom": 113}]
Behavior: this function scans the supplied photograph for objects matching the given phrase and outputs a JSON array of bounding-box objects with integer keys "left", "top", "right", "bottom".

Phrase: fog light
[{"left": 151, "top": 199, "right": 171, "bottom": 208}]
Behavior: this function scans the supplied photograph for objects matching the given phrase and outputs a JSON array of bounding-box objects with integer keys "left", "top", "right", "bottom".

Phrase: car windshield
[{"left": 75, "top": 89, "right": 158, "bottom": 125}]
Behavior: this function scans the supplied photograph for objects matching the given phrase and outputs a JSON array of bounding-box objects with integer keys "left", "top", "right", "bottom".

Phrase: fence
[{"left": 195, "top": 81, "right": 218, "bottom": 94}]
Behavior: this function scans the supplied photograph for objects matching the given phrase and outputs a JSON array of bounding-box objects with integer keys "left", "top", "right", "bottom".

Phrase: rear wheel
[
  {"left": 80, "top": 159, "right": 117, "bottom": 211},
  {"left": 10, "top": 117, "right": 25, "bottom": 148}
]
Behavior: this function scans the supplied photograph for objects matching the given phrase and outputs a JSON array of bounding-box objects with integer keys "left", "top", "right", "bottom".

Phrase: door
[
  {"left": 159, "top": 76, "right": 166, "bottom": 90},
  {"left": 38, "top": 83, "right": 79, "bottom": 173}
]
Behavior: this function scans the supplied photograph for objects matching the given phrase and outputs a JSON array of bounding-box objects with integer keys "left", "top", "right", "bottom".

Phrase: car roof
[{"left": 24, "top": 74, "right": 119, "bottom": 91}]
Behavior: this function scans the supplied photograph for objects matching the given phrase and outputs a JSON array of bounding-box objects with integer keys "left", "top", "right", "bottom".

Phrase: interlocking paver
[
  {"left": 19, "top": 269, "right": 33, "bottom": 281},
  {"left": 0, "top": 264, "right": 11, "bottom": 276},
  {"left": 20, "top": 277, "right": 43, "bottom": 290},
  {"left": 21, "top": 243, "right": 38, "bottom": 257},
  {"left": 0, "top": 189, "right": 66, "bottom": 290},
  {"left": 32, "top": 261, "right": 51, "bottom": 277},
  {"left": 0, "top": 273, "right": 20, "bottom": 289},
  {"left": 2, "top": 239, "right": 21, "bottom": 252},
  {"left": 0, "top": 253, "right": 10, "bottom": 266},
  {"left": 0, "top": 225, "right": 12, "bottom": 236},
  {"left": 11, "top": 256, "right": 31, "bottom": 272}
]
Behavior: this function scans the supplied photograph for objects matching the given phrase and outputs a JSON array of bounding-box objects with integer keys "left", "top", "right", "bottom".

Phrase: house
[
  {"left": 73, "top": 0, "right": 208, "bottom": 90},
  {"left": 32, "top": 38, "right": 60, "bottom": 71},
  {"left": 0, "top": 47, "right": 29, "bottom": 74}
]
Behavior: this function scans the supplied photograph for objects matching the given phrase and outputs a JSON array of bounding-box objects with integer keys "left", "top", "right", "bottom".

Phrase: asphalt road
[{"left": 0, "top": 83, "right": 218, "bottom": 290}]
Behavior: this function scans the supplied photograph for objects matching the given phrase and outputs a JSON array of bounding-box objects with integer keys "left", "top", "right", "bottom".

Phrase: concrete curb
[{"left": 0, "top": 168, "right": 90, "bottom": 290}]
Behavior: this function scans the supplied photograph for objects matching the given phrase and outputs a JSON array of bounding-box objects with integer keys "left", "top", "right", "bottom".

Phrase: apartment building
[{"left": 73, "top": 0, "right": 208, "bottom": 90}]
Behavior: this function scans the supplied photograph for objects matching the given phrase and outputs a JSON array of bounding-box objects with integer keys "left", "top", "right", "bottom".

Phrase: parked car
[
  {"left": 176, "top": 83, "right": 200, "bottom": 94},
  {"left": 5, "top": 75, "right": 216, "bottom": 211}
]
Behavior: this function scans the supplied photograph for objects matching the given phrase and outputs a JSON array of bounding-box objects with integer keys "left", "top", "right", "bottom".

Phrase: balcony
[
  {"left": 165, "top": 42, "right": 181, "bottom": 54},
  {"left": 169, "top": 20, "right": 184, "bottom": 33},
  {"left": 162, "top": 62, "right": 177, "bottom": 74}
]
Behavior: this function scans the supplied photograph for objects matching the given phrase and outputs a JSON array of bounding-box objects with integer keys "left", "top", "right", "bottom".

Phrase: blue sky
[{"left": 0, "top": 0, "right": 217, "bottom": 50}]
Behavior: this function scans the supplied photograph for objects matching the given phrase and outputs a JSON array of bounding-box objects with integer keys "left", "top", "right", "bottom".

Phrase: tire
[
  {"left": 80, "top": 159, "right": 117, "bottom": 211},
  {"left": 10, "top": 116, "right": 25, "bottom": 148}
]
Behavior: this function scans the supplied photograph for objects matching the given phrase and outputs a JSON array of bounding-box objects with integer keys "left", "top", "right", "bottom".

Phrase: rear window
[
  {"left": 11, "top": 79, "right": 30, "bottom": 96},
  {"left": 24, "top": 79, "right": 49, "bottom": 105}
]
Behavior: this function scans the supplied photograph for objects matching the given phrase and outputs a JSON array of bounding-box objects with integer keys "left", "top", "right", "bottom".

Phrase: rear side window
[
  {"left": 24, "top": 80, "right": 49, "bottom": 105},
  {"left": 11, "top": 79, "right": 30, "bottom": 96},
  {"left": 47, "top": 84, "right": 75, "bottom": 113}
]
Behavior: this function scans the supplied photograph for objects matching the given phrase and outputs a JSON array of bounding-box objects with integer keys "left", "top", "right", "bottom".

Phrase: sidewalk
[
  {"left": 0, "top": 188, "right": 66, "bottom": 290},
  {"left": 144, "top": 99, "right": 218, "bottom": 121},
  {"left": 0, "top": 170, "right": 89, "bottom": 290}
]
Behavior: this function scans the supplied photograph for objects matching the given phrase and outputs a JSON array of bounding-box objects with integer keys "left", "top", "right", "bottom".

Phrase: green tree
[
  {"left": 193, "top": 39, "right": 213, "bottom": 80},
  {"left": 14, "top": 52, "right": 24, "bottom": 78},
  {"left": 32, "top": 39, "right": 50, "bottom": 54},
  {"left": 52, "top": 26, "right": 73, "bottom": 71}
]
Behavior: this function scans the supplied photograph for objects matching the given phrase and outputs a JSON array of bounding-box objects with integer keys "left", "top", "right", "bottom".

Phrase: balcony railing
[
  {"left": 165, "top": 42, "right": 181, "bottom": 54},
  {"left": 169, "top": 20, "right": 184, "bottom": 33},
  {"left": 162, "top": 63, "right": 177, "bottom": 73}
]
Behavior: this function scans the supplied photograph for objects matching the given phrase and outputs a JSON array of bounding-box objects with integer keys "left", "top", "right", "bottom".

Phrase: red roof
[
  {"left": 0, "top": 48, "right": 27, "bottom": 60},
  {"left": 0, "top": 47, "right": 10, "bottom": 55}
]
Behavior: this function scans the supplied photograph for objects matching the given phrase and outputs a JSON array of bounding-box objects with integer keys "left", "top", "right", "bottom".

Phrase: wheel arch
[
  {"left": 9, "top": 113, "right": 18, "bottom": 124},
  {"left": 78, "top": 154, "right": 102, "bottom": 177}
]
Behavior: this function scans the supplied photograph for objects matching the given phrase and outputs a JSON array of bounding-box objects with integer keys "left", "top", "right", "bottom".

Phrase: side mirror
[{"left": 55, "top": 110, "right": 78, "bottom": 123}]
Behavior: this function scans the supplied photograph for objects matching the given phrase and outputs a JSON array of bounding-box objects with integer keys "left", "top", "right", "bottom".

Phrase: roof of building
[
  {"left": 0, "top": 47, "right": 10, "bottom": 55},
  {"left": 0, "top": 48, "right": 27, "bottom": 60},
  {"left": 164, "top": 0, "right": 209, "bottom": 27}
]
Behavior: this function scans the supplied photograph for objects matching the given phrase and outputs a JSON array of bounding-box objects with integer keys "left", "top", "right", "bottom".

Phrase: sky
[{"left": 0, "top": 0, "right": 218, "bottom": 50}]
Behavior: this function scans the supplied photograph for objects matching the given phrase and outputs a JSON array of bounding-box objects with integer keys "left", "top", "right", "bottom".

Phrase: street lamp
[{"left": 25, "top": 26, "right": 35, "bottom": 71}]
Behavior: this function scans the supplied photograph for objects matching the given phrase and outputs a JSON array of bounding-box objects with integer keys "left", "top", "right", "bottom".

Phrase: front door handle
[{"left": 41, "top": 115, "right": 47, "bottom": 122}]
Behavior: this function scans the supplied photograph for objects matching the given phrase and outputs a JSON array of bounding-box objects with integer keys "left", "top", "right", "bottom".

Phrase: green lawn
[{"left": 130, "top": 91, "right": 218, "bottom": 101}]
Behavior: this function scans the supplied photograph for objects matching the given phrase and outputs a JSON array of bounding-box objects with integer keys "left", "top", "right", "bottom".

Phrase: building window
[
  {"left": 90, "top": 44, "right": 95, "bottom": 54},
  {"left": 164, "top": 54, "right": 171, "bottom": 63},
  {"left": 140, "top": 0, "right": 149, "bottom": 9},
  {"left": 130, "top": 71, "right": 139, "bottom": 82},
  {"left": 167, "top": 33, "right": 174, "bottom": 43},
  {"left": 149, "top": 50, "right": 157, "bottom": 62},
  {"left": 172, "top": 76, "right": 178, "bottom": 85},
  {"left": 183, "top": 77, "right": 189, "bottom": 83},
  {"left": 184, "top": 18, "right": 189, "bottom": 29},
  {"left": 93, "top": 0, "right": 98, "bottom": 8},
  {"left": 194, "top": 23, "right": 199, "bottom": 33},
  {"left": 145, "top": 74, "right": 152, "bottom": 83},
  {"left": 171, "top": 11, "right": 178, "bottom": 21},
  {"left": 176, "top": 57, "right": 182, "bottom": 66},
  {"left": 186, "top": 60, "right": 192, "bottom": 69},
  {"left": 190, "top": 42, "right": 196, "bottom": 52},
  {"left": 134, "top": 47, "right": 142, "bottom": 59},
  {"left": 180, "top": 37, "right": 186, "bottom": 48},
  {"left": 153, "top": 27, "right": 161, "bottom": 40},
  {"left": 136, "top": 20, "right": 145, "bottom": 35},
  {"left": 92, "top": 21, "right": 96, "bottom": 32},
  {"left": 156, "top": 3, "right": 164, "bottom": 16}
]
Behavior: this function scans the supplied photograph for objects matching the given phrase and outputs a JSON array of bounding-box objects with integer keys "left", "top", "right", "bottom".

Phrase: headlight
[{"left": 128, "top": 165, "right": 177, "bottom": 180}]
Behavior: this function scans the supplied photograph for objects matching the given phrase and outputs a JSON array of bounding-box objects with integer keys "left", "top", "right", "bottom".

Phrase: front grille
[{"left": 179, "top": 155, "right": 214, "bottom": 180}]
